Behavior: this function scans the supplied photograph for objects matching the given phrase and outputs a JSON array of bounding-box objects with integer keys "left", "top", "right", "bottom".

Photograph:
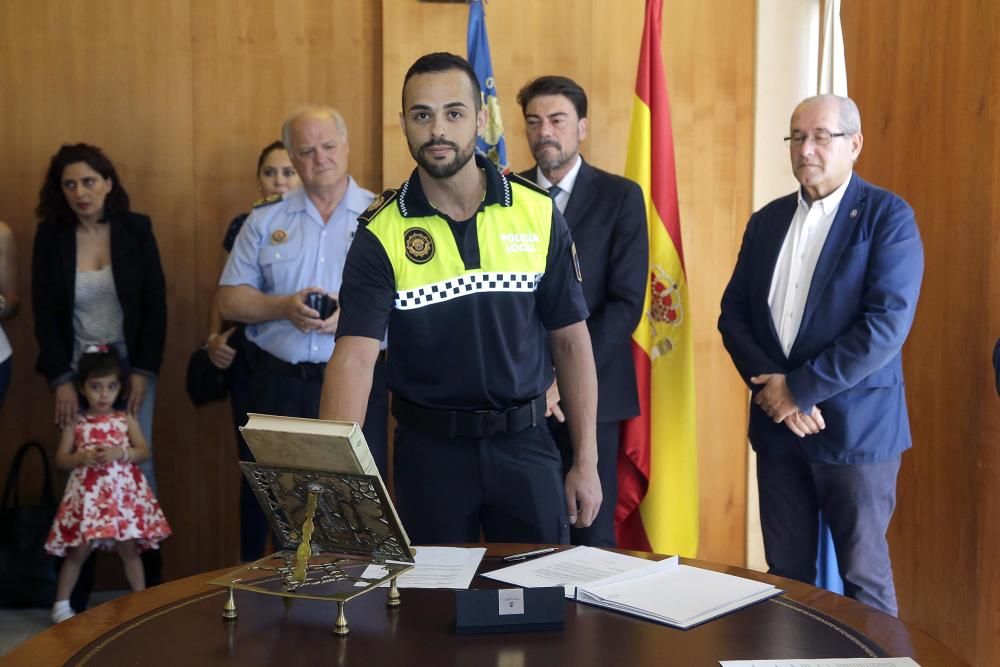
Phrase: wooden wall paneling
[
  {"left": 979, "top": 93, "right": 1000, "bottom": 659},
  {"left": 382, "top": 0, "right": 752, "bottom": 564},
  {"left": 977, "top": 3, "right": 1000, "bottom": 658},
  {"left": 0, "top": 0, "right": 197, "bottom": 577},
  {"left": 660, "top": 0, "right": 754, "bottom": 566},
  {"left": 976, "top": 26, "right": 1000, "bottom": 652},
  {"left": 843, "top": 1, "right": 998, "bottom": 663}
]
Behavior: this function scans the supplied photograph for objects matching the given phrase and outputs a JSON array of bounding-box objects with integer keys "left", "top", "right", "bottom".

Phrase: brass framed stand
[{"left": 208, "top": 459, "right": 415, "bottom": 636}]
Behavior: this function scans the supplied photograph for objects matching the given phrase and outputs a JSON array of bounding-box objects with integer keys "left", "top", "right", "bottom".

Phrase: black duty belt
[
  {"left": 392, "top": 394, "right": 546, "bottom": 438},
  {"left": 257, "top": 350, "right": 326, "bottom": 380}
]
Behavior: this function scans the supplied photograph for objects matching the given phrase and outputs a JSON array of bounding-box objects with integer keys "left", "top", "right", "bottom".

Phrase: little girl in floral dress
[{"left": 45, "top": 346, "right": 170, "bottom": 623}]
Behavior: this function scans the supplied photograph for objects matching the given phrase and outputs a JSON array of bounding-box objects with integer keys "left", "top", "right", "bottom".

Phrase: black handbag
[
  {"left": 0, "top": 441, "right": 58, "bottom": 607},
  {"left": 185, "top": 346, "right": 230, "bottom": 406}
]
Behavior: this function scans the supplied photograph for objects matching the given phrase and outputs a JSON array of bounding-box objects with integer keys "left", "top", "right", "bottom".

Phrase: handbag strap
[{"left": 1, "top": 441, "right": 56, "bottom": 511}]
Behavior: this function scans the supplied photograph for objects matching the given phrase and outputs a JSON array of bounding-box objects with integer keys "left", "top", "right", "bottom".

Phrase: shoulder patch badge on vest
[
  {"left": 404, "top": 227, "right": 434, "bottom": 264},
  {"left": 358, "top": 188, "right": 398, "bottom": 225},
  {"left": 508, "top": 172, "right": 549, "bottom": 197},
  {"left": 252, "top": 193, "right": 282, "bottom": 208},
  {"left": 572, "top": 242, "right": 583, "bottom": 282}
]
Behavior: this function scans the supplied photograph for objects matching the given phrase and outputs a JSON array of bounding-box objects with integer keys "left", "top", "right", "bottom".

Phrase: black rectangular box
[{"left": 454, "top": 586, "right": 565, "bottom": 634}]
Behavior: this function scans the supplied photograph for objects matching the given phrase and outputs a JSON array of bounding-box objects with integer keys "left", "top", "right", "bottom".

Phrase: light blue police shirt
[{"left": 219, "top": 178, "right": 375, "bottom": 364}]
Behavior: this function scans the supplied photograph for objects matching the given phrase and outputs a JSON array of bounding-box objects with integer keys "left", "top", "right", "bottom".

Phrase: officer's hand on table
[
  {"left": 285, "top": 287, "right": 325, "bottom": 333},
  {"left": 564, "top": 462, "right": 602, "bottom": 528},
  {"left": 545, "top": 379, "right": 565, "bottom": 422}
]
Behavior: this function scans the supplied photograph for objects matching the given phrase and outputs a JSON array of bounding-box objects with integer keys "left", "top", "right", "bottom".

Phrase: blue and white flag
[{"left": 467, "top": 0, "right": 508, "bottom": 171}]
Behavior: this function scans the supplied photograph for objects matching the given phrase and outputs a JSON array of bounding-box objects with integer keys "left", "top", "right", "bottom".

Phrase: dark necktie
[{"left": 547, "top": 184, "right": 560, "bottom": 199}]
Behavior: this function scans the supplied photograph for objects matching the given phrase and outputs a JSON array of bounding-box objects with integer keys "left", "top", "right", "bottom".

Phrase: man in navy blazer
[
  {"left": 719, "top": 95, "right": 923, "bottom": 616},
  {"left": 517, "top": 76, "right": 648, "bottom": 547}
]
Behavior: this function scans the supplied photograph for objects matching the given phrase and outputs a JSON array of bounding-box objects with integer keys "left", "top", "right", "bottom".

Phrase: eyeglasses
[{"left": 783, "top": 130, "right": 847, "bottom": 147}]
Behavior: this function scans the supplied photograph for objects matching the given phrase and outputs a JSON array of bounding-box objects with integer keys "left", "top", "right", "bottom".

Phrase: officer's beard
[{"left": 410, "top": 137, "right": 476, "bottom": 179}]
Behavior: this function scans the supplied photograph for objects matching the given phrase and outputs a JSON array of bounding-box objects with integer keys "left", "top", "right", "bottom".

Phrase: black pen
[{"left": 502, "top": 547, "right": 558, "bottom": 562}]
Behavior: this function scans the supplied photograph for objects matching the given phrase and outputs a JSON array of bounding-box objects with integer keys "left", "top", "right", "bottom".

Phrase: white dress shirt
[
  {"left": 768, "top": 173, "right": 853, "bottom": 357},
  {"left": 535, "top": 154, "right": 583, "bottom": 215}
]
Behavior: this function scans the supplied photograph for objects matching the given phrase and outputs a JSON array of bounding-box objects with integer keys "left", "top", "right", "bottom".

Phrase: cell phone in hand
[{"left": 305, "top": 292, "right": 338, "bottom": 319}]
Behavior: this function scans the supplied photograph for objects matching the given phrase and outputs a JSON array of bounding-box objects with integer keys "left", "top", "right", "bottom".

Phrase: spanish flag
[{"left": 615, "top": 0, "right": 699, "bottom": 557}]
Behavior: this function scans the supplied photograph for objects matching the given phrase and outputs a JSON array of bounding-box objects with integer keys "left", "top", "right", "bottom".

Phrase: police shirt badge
[
  {"left": 271, "top": 229, "right": 288, "bottom": 244},
  {"left": 572, "top": 242, "right": 583, "bottom": 283},
  {"left": 404, "top": 228, "right": 434, "bottom": 264}
]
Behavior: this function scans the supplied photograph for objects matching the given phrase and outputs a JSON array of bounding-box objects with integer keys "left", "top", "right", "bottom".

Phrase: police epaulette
[
  {"left": 251, "top": 193, "right": 283, "bottom": 209},
  {"left": 358, "top": 188, "right": 398, "bottom": 225},
  {"left": 507, "top": 172, "right": 549, "bottom": 197}
]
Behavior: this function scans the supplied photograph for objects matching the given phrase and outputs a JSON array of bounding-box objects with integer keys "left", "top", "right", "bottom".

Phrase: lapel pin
[{"left": 850, "top": 209, "right": 859, "bottom": 218}]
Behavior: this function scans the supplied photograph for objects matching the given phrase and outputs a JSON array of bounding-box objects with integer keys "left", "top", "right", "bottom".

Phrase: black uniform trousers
[
  {"left": 240, "top": 343, "right": 389, "bottom": 561},
  {"left": 553, "top": 420, "right": 620, "bottom": 548},
  {"left": 393, "top": 424, "right": 569, "bottom": 545}
]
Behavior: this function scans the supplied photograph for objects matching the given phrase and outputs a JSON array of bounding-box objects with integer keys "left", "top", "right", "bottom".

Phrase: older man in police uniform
[
  {"left": 320, "top": 53, "right": 601, "bottom": 545},
  {"left": 219, "top": 106, "right": 389, "bottom": 553}
]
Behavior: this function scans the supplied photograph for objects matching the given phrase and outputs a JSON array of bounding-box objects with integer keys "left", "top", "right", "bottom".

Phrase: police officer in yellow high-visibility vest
[{"left": 321, "top": 53, "right": 602, "bottom": 545}]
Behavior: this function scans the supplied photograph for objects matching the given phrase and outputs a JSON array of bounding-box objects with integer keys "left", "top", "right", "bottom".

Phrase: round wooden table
[{"left": 2, "top": 545, "right": 964, "bottom": 666}]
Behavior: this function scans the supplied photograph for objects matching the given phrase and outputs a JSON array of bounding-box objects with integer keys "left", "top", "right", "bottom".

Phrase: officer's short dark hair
[
  {"left": 516, "top": 76, "right": 588, "bottom": 119},
  {"left": 403, "top": 52, "right": 482, "bottom": 112}
]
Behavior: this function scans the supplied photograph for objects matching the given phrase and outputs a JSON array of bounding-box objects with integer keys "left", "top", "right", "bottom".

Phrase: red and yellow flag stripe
[{"left": 615, "top": 0, "right": 699, "bottom": 557}]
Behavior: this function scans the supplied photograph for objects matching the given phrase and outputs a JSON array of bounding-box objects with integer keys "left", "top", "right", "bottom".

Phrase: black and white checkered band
[
  {"left": 399, "top": 179, "right": 410, "bottom": 217},
  {"left": 500, "top": 172, "right": 512, "bottom": 206},
  {"left": 395, "top": 272, "right": 542, "bottom": 310}
]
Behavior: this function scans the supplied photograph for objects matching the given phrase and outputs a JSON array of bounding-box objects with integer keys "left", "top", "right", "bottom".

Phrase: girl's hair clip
[{"left": 84, "top": 343, "right": 110, "bottom": 354}]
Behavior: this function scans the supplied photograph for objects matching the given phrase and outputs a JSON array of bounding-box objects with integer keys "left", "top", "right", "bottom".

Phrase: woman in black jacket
[
  {"left": 32, "top": 143, "right": 166, "bottom": 483},
  {"left": 31, "top": 143, "right": 167, "bottom": 602}
]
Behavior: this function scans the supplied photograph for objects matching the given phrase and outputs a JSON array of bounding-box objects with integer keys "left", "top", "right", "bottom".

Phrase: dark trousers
[
  {"left": 393, "top": 424, "right": 569, "bottom": 545},
  {"left": 241, "top": 345, "right": 389, "bottom": 560},
  {"left": 553, "top": 419, "right": 620, "bottom": 547},
  {"left": 756, "top": 451, "right": 902, "bottom": 616},
  {"left": 0, "top": 356, "right": 10, "bottom": 409},
  {"left": 227, "top": 331, "right": 261, "bottom": 563}
]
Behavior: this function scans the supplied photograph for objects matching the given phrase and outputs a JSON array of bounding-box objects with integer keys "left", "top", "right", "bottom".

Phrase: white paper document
[
  {"left": 360, "top": 546, "right": 486, "bottom": 589},
  {"left": 719, "top": 659, "right": 920, "bottom": 667},
  {"left": 575, "top": 556, "right": 782, "bottom": 629},
  {"left": 482, "top": 545, "right": 655, "bottom": 597}
]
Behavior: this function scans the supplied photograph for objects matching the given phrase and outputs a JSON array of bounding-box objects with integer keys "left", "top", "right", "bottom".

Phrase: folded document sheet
[{"left": 576, "top": 555, "right": 781, "bottom": 629}]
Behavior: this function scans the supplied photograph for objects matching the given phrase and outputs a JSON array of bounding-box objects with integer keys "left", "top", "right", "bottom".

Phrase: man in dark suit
[
  {"left": 517, "top": 76, "right": 648, "bottom": 547},
  {"left": 719, "top": 95, "right": 924, "bottom": 616}
]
